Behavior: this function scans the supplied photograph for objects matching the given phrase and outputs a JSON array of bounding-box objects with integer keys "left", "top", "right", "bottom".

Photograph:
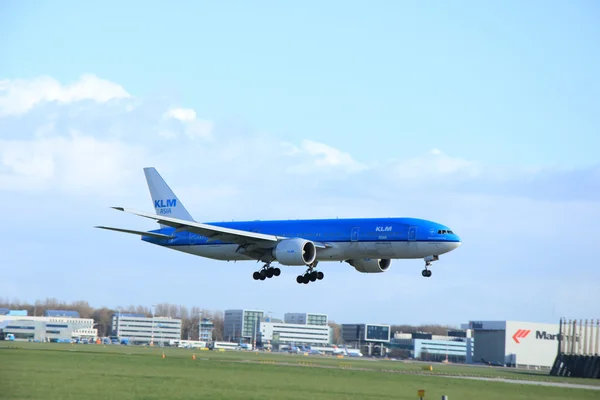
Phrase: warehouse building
[
  {"left": 284, "top": 313, "right": 328, "bottom": 326},
  {"left": 463, "top": 320, "right": 563, "bottom": 368},
  {"left": 111, "top": 313, "right": 181, "bottom": 345}
]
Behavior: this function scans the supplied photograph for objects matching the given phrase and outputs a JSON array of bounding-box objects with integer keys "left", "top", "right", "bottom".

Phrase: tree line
[{"left": 0, "top": 298, "right": 456, "bottom": 342}]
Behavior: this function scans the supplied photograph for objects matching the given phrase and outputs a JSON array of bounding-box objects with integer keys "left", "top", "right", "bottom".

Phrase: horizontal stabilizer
[
  {"left": 111, "top": 207, "right": 280, "bottom": 244},
  {"left": 95, "top": 226, "right": 174, "bottom": 240}
]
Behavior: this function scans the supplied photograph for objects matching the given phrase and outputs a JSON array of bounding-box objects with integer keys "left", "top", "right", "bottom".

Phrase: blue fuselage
[{"left": 141, "top": 217, "right": 461, "bottom": 263}]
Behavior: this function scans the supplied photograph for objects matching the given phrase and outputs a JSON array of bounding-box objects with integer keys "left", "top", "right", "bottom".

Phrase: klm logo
[
  {"left": 154, "top": 199, "right": 176, "bottom": 215},
  {"left": 375, "top": 226, "right": 392, "bottom": 232},
  {"left": 155, "top": 199, "right": 177, "bottom": 208}
]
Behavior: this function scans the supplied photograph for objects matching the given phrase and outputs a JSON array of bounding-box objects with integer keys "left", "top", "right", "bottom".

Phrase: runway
[{"left": 446, "top": 375, "right": 600, "bottom": 391}]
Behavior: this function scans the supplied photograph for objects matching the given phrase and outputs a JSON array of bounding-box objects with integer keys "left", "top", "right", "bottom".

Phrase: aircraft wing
[{"left": 110, "top": 207, "right": 333, "bottom": 249}]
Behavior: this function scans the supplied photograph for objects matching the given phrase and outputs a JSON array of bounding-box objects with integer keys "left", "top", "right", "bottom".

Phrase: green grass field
[{"left": 1, "top": 343, "right": 598, "bottom": 399}]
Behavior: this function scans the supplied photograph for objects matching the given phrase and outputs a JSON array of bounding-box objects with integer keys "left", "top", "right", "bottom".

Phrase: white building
[
  {"left": 0, "top": 315, "right": 97, "bottom": 341},
  {"left": 259, "top": 321, "right": 331, "bottom": 347},
  {"left": 284, "top": 312, "right": 328, "bottom": 326},
  {"left": 463, "top": 320, "right": 581, "bottom": 368},
  {"left": 112, "top": 313, "right": 181, "bottom": 345}
]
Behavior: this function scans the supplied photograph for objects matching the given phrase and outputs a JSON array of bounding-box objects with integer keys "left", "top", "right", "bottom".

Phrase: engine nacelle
[
  {"left": 347, "top": 258, "right": 391, "bottom": 273},
  {"left": 273, "top": 238, "right": 317, "bottom": 266}
]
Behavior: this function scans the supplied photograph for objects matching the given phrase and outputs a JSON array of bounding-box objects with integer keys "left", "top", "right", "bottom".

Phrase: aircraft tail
[{"left": 143, "top": 167, "right": 194, "bottom": 227}]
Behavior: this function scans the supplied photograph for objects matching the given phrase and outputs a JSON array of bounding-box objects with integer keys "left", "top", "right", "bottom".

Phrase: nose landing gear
[{"left": 422, "top": 255, "right": 438, "bottom": 278}]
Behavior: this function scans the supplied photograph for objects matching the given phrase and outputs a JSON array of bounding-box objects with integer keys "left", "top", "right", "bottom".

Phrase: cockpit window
[{"left": 437, "top": 230, "right": 454, "bottom": 234}]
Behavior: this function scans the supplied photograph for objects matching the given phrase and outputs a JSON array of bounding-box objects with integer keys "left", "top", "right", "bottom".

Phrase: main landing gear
[
  {"left": 252, "top": 264, "right": 281, "bottom": 281},
  {"left": 296, "top": 262, "right": 324, "bottom": 284}
]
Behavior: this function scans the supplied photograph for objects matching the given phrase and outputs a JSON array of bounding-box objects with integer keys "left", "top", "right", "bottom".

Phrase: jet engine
[
  {"left": 347, "top": 258, "right": 391, "bottom": 273},
  {"left": 273, "top": 238, "right": 317, "bottom": 266}
]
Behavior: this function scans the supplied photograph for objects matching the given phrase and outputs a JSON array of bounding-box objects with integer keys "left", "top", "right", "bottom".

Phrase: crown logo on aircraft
[{"left": 512, "top": 329, "right": 531, "bottom": 344}]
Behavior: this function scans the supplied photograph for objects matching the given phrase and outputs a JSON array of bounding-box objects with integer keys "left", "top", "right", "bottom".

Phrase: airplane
[{"left": 96, "top": 167, "right": 462, "bottom": 284}]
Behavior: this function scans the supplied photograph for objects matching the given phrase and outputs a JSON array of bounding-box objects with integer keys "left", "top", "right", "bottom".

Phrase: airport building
[
  {"left": 284, "top": 313, "right": 328, "bottom": 326},
  {"left": 224, "top": 309, "right": 264, "bottom": 342},
  {"left": 462, "top": 320, "right": 567, "bottom": 368},
  {"left": 0, "top": 310, "right": 97, "bottom": 342},
  {"left": 390, "top": 331, "right": 474, "bottom": 363},
  {"left": 342, "top": 323, "right": 391, "bottom": 346},
  {"left": 199, "top": 318, "right": 214, "bottom": 342},
  {"left": 258, "top": 321, "right": 331, "bottom": 347},
  {"left": 111, "top": 313, "right": 182, "bottom": 345},
  {"left": 0, "top": 308, "right": 27, "bottom": 316}
]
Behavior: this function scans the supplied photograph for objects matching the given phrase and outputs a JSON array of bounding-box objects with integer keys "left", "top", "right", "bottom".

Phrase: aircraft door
[
  {"left": 351, "top": 227, "right": 359, "bottom": 242},
  {"left": 408, "top": 226, "right": 417, "bottom": 241}
]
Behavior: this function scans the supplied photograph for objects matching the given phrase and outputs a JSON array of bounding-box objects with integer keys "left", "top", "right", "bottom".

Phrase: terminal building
[
  {"left": 284, "top": 313, "right": 328, "bottom": 326},
  {"left": 111, "top": 313, "right": 182, "bottom": 345},
  {"left": 0, "top": 310, "right": 97, "bottom": 342},
  {"left": 462, "top": 320, "right": 563, "bottom": 368},
  {"left": 342, "top": 323, "right": 391, "bottom": 345},
  {"left": 390, "top": 330, "right": 474, "bottom": 363},
  {"left": 342, "top": 324, "right": 391, "bottom": 356},
  {"left": 224, "top": 309, "right": 264, "bottom": 342},
  {"left": 258, "top": 321, "right": 331, "bottom": 348}
]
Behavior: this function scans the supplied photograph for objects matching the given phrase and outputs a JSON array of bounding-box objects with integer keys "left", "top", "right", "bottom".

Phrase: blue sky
[{"left": 1, "top": 1, "right": 599, "bottom": 326}]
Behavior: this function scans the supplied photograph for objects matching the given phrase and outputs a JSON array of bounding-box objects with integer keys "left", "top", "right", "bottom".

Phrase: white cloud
[
  {"left": 162, "top": 107, "right": 214, "bottom": 140},
  {"left": 163, "top": 107, "right": 196, "bottom": 122},
  {"left": 389, "top": 148, "right": 480, "bottom": 181},
  {"left": 0, "top": 74, "right": 130, "bottom": 117},
  {"left": 0, "top": 130, "right": 146, "bottom": 194},
  {"left": 285, "top": 140, "right": 368, "bottom": 174}
]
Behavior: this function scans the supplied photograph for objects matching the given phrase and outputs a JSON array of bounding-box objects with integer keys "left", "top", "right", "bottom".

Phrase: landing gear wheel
[
  {"left": 422, "top": 269, "right": 432, "bottom": 277},
  {"left": 296, "top": 266, "right": 324, "bottom": 284},
  {"left": 253, "top": 264, "right": 282, "bottom": 281}
]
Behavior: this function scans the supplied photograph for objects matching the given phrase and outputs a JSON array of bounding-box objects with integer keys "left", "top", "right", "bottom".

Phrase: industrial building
[
  {"left": 111, "top": 313, "right": 181, "bottom": 345},
  {"left": 224, "top": 309, "right": 264, "bottom": 342},
  {"left": 258, "top": 321, "right": 331, "bottom": 348},
  {"left": 284, "top": 313, "right": 328, "bottom": 326},
  {"left": 0, "top": 310, "right": 97, "bottom": 341},
  {"left": 463, "top": 320, "right": 565, "bottom": 368}
]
